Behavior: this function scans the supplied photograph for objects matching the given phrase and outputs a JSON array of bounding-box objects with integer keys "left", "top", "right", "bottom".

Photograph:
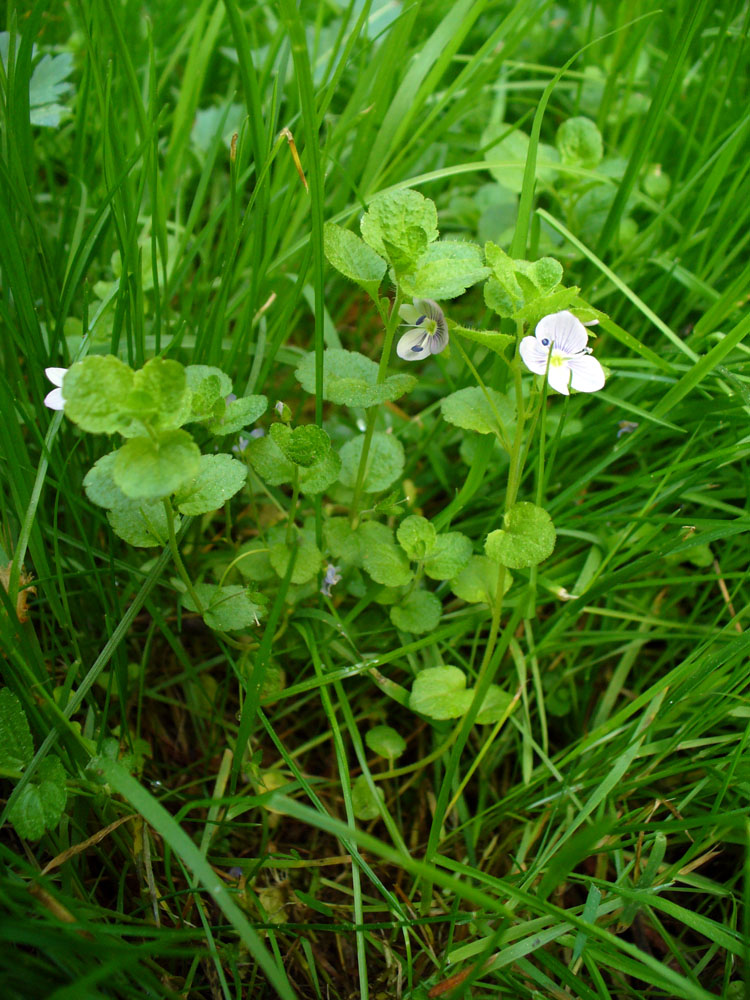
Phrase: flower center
[
  {"left": 549, "top": 350, "right": 567, "bottom": 368},
  {"left": 416, "top": 316, "right": 437, "bottom": 336}
]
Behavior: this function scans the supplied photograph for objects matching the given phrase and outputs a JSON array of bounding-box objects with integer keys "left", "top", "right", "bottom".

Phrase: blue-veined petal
[
  {"left": 535, "top": 311, "right": 587, "bottom": 355},
  {"left": 397, "top": 328, "right": 430, "bottom": 361},
  {"left": 567, "top": 353, "right": 605, "bottom": 392}
]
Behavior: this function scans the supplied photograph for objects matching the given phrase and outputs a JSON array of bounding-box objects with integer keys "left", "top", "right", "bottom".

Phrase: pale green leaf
[
  {"left": 358, "top": 521, "right": 412, "bottom": 586},
  {"left": 409, "top": 666, "right": 473, "bottom": 721},
  {"left": 365, "top": 726, "right": 407, "bottom": 760},
  {"left": 400, "top": 241, "right": 489, "bottom": 300},
  {"left": 182, "top": 583, "right": 265, "bottom": 631},
  {"left": 173, "top": 454, "right": 247, "bottom": 515},
  {"left": 208, "top": 395, "right": 268, "bottom": 435},
  {"left": 351, "top": 774, "right": 384, "bottom": 821},
  {"left": 440, "top": 386, "right": 515, "bottom": 436},
  {"left": 295, "top": 349, "right": 416, "bottom": 408},
  {"left": 360, "top": 189, "right": 438, "bottom": 273},
  {"left": 324, "top": 222, "right": 386, "bottom": 299},
  {"left": 390, "top": 590, "right": 441, "bottom": 634},
  {"left": 476, "top": 685, "right": 514, "bottom": 724},
  {"left": 485, "top": 502, "right": 556, "bottom": 569},
  {"left": 396, "top": 515, "right": 436, "bottom": 561},
  {"left": 62, "top": 356, "right": 134, "bottom": 434},
  {"left": 107, "top": 499, "right": 175, "bottom": 548},
  {"left": 269, "top": 423, "right": 331, "bottom": 468},
  {"left": 113, "top": 430, "right": 201, "bottom": 500},
  {"left": 451, "top": 555, "right": 512, "bottom": 604},
  {"left": 339, "top": 432, "right": 405, "bottom": 493},
  {"left": 424, "top": 532, "right": 473, "bottom": 581}
]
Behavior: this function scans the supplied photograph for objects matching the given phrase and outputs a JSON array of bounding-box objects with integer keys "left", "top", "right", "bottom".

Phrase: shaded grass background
[{"left": 1, "top": 0, "right": 749, "bottom": 997}]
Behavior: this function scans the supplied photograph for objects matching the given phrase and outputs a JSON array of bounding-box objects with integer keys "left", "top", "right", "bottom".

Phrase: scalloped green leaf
[
  {"left": 0, "top": 689, "right": 33, "bottom": 770},
  {"left": 409, "top": 666, "right": 473, "bottom": 721},
  {"left": 440, "top": 387, "right": 515, "bottom": 437},
  {"left": 400, "top": 241, "right": 489, "bottom": 300},
  {"left": 245, "top": 434, "right": 294, "bottom": 485},
  {"left": 300, "top": 449, "right": 342, "bottom": 495},
  {"left": 269, "top": 423, "right": 331, "bottom": 468},
  {"left": 295, "top": 349, "right": 416, "bottom": 408},
  {"left": 452, "top": 324, "right": 515, "bottom": 359},
  {"left": 8, "top": 757, "right": 67, "bottom": 841},
  {"left": 351, "top": 774, "right": 384, "bottom": 821},
  {"left": 390, "top": 590, "right": 441, "bottom": 634},
  {"left": 360, "top": 189, "right": 438, "bottom": 273},
  {"left": 476, "top": 685, "right": 514, "bottom": 724},
  {"left": 358, "top": 521, "right": 412, "bottom": 586},
  {"left": 107, "top": 499, "right": 175, "bottom": 547},
  {"left": 173, "top": 454, "right": 247, "bottom": 515},
  {"left": 208, "top": 395, "right": 268, "bottom": 435},
  {"left": 424, "top": 532, "right": 473, "bottom": 581},
  {"left": 62, "top": 355, "right": 134, "bottom": 434},
  {"left": 451, "top": 555, "right": 512, "bottom": 605},
  {"left": 269, "top": 536, "right": 323, "bottom": 586},
  {"left": 83, "top": 452, "right": 127, "bottom": 509},
  {"left": 485, "top": 502, "right": 555, "bottom": 569},
  {"left": 396, "top": 515, "right": 436, "bottom": 561},
  {"left": 339, "top": 432, "right": 405, "bottom": 494},
  {"left": 182, "top": 583, "right": 265, "bottom": 631},
  {"left": 131, "top": 358, "right": 191, "bottom": 431},
  {"left": 113, "top": 430, "right": 200, "bottom": 500},
  {"left": 235, "top": 540, "right": 276, "bottom": 582},
  {"left": 324, "top": 222, "right": 386, "bottom": 300},
  {"left": 325, "top": 517, "right": 362, "bottom": 565}
]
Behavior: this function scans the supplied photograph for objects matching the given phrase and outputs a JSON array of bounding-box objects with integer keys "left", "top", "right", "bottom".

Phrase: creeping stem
[{"left": 349, "top": 289, "right": 403, "bottom": 525}]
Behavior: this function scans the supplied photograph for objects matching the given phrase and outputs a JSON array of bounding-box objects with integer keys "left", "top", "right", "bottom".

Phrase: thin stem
[
  {"left": 163, "top": 500, "right": 204, "bottom": 615},
  {"left": 286, "top": 467, "right": 300, "bottom": 545},
  {"left": 349, "top": 288, "right": 403, "bottom": 525},
  {"left": 452, "top": 336, "right": 512, "bottom": 452},
  {"left": 504, "top": 356, "right": 527, "bottom": 511}
]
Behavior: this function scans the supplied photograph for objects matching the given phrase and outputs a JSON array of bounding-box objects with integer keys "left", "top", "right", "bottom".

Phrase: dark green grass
[{"left": 1, "top": 0, "right": 750, "bottom": 997}]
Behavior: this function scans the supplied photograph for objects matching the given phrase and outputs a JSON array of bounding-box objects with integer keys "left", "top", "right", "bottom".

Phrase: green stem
[
  {"left": 504, "top": 355, "right": 527, "bottom": 511},
  {"left": 163, "top": 500, "right": 204, "bottom": 615},
  {"left": 452, "top": 336, "right": 512, "bottom": 452},
  {"left": 286, "top": 467, "right": 300, "bottom": 545},
  {"left": 349, "top": 288, "right": 403, "bottom": 525}
]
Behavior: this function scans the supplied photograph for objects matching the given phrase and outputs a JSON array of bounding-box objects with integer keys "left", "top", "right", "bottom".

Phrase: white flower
[
  {"left": 519, "top": 311, "right": 605, "bottom": 395},
  {"left": 43, "top": 367, "right": 68, "bottom": 410},
  {"left": 396, "top": 298, "right": 448, "bottom": 362}
]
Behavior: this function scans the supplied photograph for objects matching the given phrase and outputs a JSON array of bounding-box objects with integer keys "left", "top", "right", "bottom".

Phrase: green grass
[{"left": 1, "top": 0, "right": 750, "bottom": 997}]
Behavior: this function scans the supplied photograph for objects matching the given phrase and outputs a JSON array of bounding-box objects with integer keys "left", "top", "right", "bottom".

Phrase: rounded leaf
[
  {"left": 62, "top": 355, "right": 134, "bottom": 434},
  {"left": 409, "top": 666, "right": 473, "bottom": 721},
  {"left": 451, "top": 555, "right": 512, "bottom": 604},
  {"left": 351, "top": 774, "right": 384, "bottom": 821},
  {"left": 441, "top": 387, "right": 515, "bottom": 437},
  {"left": 485, "top": 502, "right": 555, "bottom": 569},
  {"left": 339, "top": 432, "right": 405, "bottom": 494},
  {"left": 366, "top": 725, "right": 407, "bottom": 760},
  {"left": 269, "top": 423, "right": 331, "bottom": 468},
  {"left": 476, "top": 685, "right": 514, "bottom": 724},
  {"left": 423, "top": 532, "right": 473, "bottom": 581},
  {"left": 113, "top": 430, "right": 201, "bottom": 500},
  {"left": 173, "top": 453, "right": 247, "bottom": 515},
  {"left": 397, "top": 515, "right": 436, "bottom": 561},
  {"left": 390, "top": 590, "right": 441, "bottom": 634},
  {"left": 556, "top": 116, "right": 603, "bottom": 169}
]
